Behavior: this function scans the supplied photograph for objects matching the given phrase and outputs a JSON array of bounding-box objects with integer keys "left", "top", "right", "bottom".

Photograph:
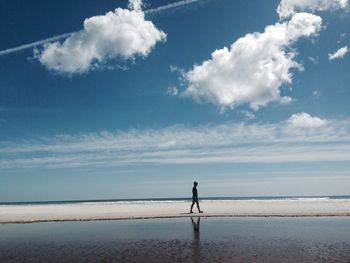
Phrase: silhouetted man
[{"left": 190, "top": 181, "right": 203, "bottom": 213}]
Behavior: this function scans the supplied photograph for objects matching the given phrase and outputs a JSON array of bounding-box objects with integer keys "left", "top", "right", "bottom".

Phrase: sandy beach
[{"left": 1, "top": 198, "right": 349, "bottom": 223}]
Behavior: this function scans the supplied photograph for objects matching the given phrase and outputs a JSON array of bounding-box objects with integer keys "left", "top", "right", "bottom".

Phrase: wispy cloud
[
  {"left": 1, "top": 118, "right": 349, "bottom": 169},
  {"left": 0, "top": 0, "right": 204, "bottom": 58},
  {"left": 328, "top": 46, "right": 349, "bottom": 60}
]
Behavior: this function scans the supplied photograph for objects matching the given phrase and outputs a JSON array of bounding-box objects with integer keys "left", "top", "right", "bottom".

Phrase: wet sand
[
  {"left": 1, "top": 199, "right": 350, "bottom": 223},
  {"left": 0, "top": 217, "right": 349, "bottom": 263}
]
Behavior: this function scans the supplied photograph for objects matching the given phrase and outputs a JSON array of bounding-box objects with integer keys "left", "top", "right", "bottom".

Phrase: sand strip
[{"left": 1, "top": 199, "right": 349, "bottom": 223}]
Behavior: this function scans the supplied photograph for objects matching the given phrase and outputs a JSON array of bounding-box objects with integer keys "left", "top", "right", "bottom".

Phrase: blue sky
[{"left": 0, "top": 0, "right": 349, "bottom": 201}]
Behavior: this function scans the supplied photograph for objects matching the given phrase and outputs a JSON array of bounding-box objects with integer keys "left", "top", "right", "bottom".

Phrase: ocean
[{"left": 1, "top": 195, "right": 349, "bottom": 205}]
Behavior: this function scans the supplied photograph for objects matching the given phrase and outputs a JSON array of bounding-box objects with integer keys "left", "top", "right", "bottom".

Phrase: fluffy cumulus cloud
[
  {"left": 183, "top": 13, "right": 322, "bottom": 111},
  {"left": 288, "top": 112, "right": 327, "bottom": 128},
  {"left": 37, "top": 0, "right": 166, "bottom": 74},
  {"left": 328, "top": 46, "right": 349, "bottom": 60},
  {"left": 277, "top": 0, "right": 348, "bottom": 19}
]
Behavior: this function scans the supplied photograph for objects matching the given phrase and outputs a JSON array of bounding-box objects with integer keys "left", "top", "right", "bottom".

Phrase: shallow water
[{"left": 0, "top": 217, "right": 349, "bottom": 262}]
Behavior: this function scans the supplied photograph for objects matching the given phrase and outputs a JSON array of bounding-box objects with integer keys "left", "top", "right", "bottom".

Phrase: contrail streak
[
  {"left": 144, "top": 0, "right": 201, "bottom": 14},
  {"left": 0, "top": 0, "right": 203, "bottom": 57},
  {"left": 0, "top": 32, "right": 73, "bottom": 56}
]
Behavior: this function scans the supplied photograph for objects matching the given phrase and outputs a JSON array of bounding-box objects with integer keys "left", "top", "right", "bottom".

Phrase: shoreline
[
  {"left": 1, "top": 213, "right": 350, "bottom": 225},
  {"left": 1, "top": 199, "right": 349, "bottom": 224}
]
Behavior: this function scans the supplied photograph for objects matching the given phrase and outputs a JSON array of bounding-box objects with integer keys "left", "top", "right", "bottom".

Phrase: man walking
[{"left": 190, "top": 181, "right": 203, "bottom": 213}]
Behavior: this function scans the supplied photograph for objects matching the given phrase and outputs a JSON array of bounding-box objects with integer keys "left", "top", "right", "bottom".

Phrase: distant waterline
[{"left": 1, "top": 195, "right": 349, "bottom": 206}]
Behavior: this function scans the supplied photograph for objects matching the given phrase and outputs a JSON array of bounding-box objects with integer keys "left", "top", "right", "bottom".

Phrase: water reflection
[{"left": 191, "top": 217, "right": 200, "bottom": 263}]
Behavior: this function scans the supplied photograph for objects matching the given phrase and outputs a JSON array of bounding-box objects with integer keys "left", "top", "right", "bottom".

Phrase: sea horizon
[{"left": 2, "top": 194, "right": 350, "bottom": 206}]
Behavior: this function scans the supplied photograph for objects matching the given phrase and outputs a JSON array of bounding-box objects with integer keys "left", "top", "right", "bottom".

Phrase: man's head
[{"left": 194, "top": 181, "right": 198, "bottom": 186}]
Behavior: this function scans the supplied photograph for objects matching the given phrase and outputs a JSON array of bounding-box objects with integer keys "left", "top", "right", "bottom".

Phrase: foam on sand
[{"left": 1, "top": 199, "right": 349, "bottom": 223}]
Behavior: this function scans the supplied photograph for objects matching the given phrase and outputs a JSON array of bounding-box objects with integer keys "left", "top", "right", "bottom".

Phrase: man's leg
[
  {"left": 190, "top": 200, "right": 195, "bottom": 213},
  {"left": 196, "top": 200, "right": 203, "bottom": 213}
]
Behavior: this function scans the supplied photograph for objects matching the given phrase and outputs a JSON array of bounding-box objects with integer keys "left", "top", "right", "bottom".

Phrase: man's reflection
[
  {"left": 191, "top": 217, "right": 200, "bottom": 262},
  {"left": 191, "top": 217, "right": 200, "bottom": 235}
]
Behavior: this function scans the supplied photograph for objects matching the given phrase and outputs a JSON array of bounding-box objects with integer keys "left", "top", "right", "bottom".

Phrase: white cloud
[
  {"left": 167, "top": 86, "right": 179, "bottom": 96},
  {"left": 0, "top": 0, "right": 205, "bottom": 57},
  {"left": 158, "top": 139, "right": 177, "bottom": 148},
  {"left": 312, "top": 90, "right": 320, "bottom": 97},
  {"left": 280, "top": 96, "right": 293, "bottom": 104},
  {"left": 182, "top": 13, "right": 322, "bottom": 111},
  {"left": 37, "top": 0, "right": 166, "bottom": 74},
  {"left": 288, "top": 112, "right": 327, "bottom": 128},
  {"left": 128, "top": 0, "right": 143, "bottom": 11},
  {"left": 1, "top": 117, "right": 350, "bottom": 169},
  {"left": 328, "top": 46, "right": 349, "bottom": 60},
  {"left": 241, "top": 110, "right": 256, "bottom": 120},
  {"left": 337, "top": 33, "right": 347, "bottom": 43},
  {"left": 277, "top": 0, "right": 348, "bottom": 19},
  {"left": 308, "top": 56, "right": 318, "bottom": 64}
]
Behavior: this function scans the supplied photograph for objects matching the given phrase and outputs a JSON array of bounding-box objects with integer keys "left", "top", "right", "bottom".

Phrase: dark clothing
[{"left": 192, "top": 186, "right": 198, "bottom": 200}]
